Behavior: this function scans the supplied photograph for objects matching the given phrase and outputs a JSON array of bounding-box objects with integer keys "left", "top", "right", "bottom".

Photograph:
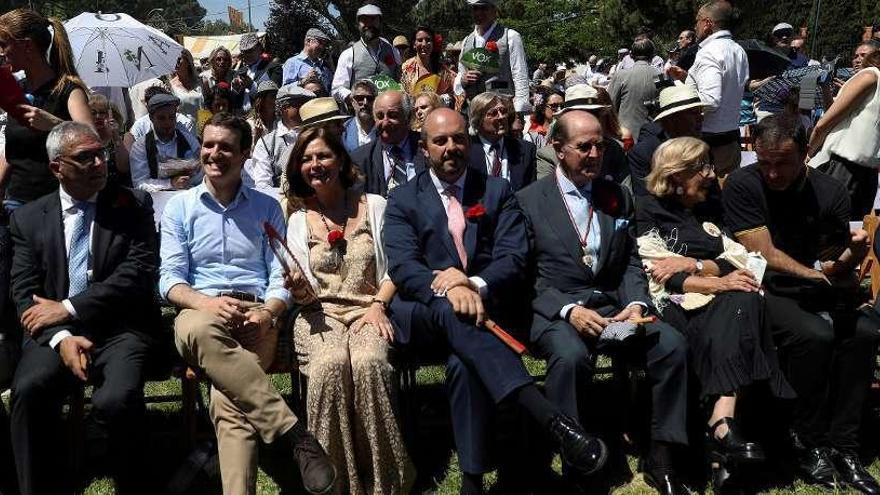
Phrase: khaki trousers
[{"left": 174, "top": 305, "right": 298, "bottom": 495}]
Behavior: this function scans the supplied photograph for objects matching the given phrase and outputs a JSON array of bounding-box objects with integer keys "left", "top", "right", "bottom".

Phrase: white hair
[{"left": 46, "top": 121, "right": 101, "bottom": 161}]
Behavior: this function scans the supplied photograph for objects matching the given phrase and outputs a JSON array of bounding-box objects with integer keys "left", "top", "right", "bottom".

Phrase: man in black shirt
[{"left": 723, "top": 115, "right": 880, "bottom": 494}]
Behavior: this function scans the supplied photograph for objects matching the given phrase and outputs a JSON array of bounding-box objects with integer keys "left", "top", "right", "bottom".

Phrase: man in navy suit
[
  {"left": 517, "top": 110, "right": 689, "bottom": 494},
  {"left": 468, "top": 91, "right": 537, "bottom": 191},
  {"left": 385, "top": 108, "right": 607, "bottom": 495},
  {"left": 8, "top": 122, "right": 160, "bottom": 494},
  {"left": 350, "top": 90, "right": 425, "bottom": 196}
]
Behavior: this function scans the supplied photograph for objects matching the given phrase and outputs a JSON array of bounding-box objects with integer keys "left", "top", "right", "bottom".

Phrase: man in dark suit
[
  {"left": 385, "top": 108, "right": 607, "bottom": 495},
  {"left": 468, "top": 91, "right": 536, "bottom": 191},
  {"left": 350, "top": 90, "right": 426, "bottom": 196},
  {"left": 517, "top": 110, "right": 689, "bottom": 495},
  {"left": 9, "top": 122, "right": 160, "bottom": 495}
]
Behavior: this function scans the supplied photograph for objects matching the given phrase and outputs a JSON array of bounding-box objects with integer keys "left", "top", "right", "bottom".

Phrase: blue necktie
[{"left": 68, "top": 201, "right": 92, "bottom": 297}]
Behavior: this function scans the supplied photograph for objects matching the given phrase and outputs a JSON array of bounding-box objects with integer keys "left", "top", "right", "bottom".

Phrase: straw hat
[
  {"left": 653, "top": 83, "right": 706, "bottom": 122},
  {"left": 300, "top": 97, "right": 349, "bottom": 128},
  {"left": 556, "top": 84, "right": 608, "bottom": 115}
]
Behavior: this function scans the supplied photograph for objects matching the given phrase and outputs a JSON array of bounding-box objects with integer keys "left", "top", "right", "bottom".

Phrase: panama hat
[
  {"left": 300, "top": 97, "right": 349, "bottom": 128},
  {"left": 653, "top": 83, "right": 706, "bottom": 122}
]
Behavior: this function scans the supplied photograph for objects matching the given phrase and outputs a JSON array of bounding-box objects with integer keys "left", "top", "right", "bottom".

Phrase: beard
[{"left": 360, "top": 26, "right": 380, "bottom": 42}]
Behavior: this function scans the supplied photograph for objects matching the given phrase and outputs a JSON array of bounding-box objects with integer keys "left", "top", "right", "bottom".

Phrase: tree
[{"left": 264, "top": 0, "right": 333, "bottom": 62}]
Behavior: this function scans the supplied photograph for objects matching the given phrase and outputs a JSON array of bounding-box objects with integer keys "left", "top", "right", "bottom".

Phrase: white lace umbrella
[{"left": 64, "top": 12, "right": 183, "bottom": 88}]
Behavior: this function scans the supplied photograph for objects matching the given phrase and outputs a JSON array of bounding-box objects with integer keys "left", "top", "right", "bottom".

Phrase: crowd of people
[{"left": 1, "top": 0, "right": 880, "bottom": 494}]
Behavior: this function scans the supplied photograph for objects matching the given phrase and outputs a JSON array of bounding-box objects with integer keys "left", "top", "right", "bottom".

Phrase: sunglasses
[{"left": 60, "top": 148, "right": 110, "bottom": 169}]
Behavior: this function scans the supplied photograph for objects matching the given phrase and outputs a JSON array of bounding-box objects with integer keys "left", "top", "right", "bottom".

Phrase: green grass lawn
[{"left": 4, "top": 355, "right": 875, "bottom": 494}]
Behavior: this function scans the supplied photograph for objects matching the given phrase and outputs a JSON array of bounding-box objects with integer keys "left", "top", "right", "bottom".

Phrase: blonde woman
[
  {"left": 284, "top": 127, "right": 413, "bottom": 494},
  {"left": 410, "top": 91, "right": 441, "bottom": 131},
  {"left": 635, "top": 137, "right": 793, "bottom": 490},
  {"left": 170, "top": 49, "right": 204, "bottom": 124}
]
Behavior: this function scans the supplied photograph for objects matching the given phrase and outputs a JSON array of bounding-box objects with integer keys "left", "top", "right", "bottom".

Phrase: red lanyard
[{"left": 555, "top": 177, "right": 594, "bottom": 249}]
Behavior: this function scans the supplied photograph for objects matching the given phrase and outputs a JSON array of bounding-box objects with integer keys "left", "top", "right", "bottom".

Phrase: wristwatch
[{"left": 694, "top": 260, "right": 704, "bottom": 274}]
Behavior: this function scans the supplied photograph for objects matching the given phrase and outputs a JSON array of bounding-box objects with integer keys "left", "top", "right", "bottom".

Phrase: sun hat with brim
[
  {"left": 147, "top": 93, "right": 180, "bottom": 113},
  {"left": 772, "top": 22, "right": 794, "bottom": 36},
  {"left": 393, "top": 35, "right": 409, "bottom": 48},
  {"left": 356, "top": 4, "right": 383, "bottom": 17},
  {"left": 556, "top": 84, "right": 608, "bottom": 115},
  {"left": 653, "top": 83, "right": 706, "bottom": 122},
  {"left": 300, "top": 97, "right": 349, "bottom": 128},
  {"left": 276, "top": 84, "right": 316, "bottom": 110}
]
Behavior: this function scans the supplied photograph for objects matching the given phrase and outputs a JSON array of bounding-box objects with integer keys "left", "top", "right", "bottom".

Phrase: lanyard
[{"left": 555, "top": 177, "right": 594, "bottom": 249}]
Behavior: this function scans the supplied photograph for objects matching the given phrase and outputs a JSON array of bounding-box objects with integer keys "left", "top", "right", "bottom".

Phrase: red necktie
[{"left": 491, "top": 142, "right": 502, "bottom": 177}]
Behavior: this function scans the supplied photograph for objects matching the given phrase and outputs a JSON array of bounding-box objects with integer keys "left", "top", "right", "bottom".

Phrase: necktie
[
  {"left": 68, "top": 201, "right": 92, "bottom": 297},
  {"left": 443, "top": 185, "right": 468, "bottom": 270},
  {"left": 490, "top": 142, "right": 502, "bottom": 177},
  {"left": 389, "top": 145, "right": 408, "bottom": 187}
]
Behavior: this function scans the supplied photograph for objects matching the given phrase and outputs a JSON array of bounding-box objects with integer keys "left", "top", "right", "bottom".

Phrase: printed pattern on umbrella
[
  {"left": 752, "top": 65, "right": 853, "bottom": 111},
  {"left": 64, "top": 12, "right": 183, "bottom": 88}
]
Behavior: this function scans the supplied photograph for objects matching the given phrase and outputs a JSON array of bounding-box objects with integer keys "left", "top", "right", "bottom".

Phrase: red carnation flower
[
  {"left": 485, "top": 41, "right": 498, "bottom": 53},
  {"left": 327, "top": 229, "right": 345, "bottom": 245},
  {"left": 592, "top": 179, "right": 622, "bottom": 217},
  {"left": 260, "top": 52, "right": 270, "bottom": 61},
  {"left": 217, "top": 81, "right": 231, "bottom": 90},
  {"left": 383, "top": 53, "right": 396, "bottom": 67},
  {"left": 465, "top": 204, "right": 487, "bottom": 220},
  {"left": 433, "top": 34, "right": 444, "bottom": 52}
]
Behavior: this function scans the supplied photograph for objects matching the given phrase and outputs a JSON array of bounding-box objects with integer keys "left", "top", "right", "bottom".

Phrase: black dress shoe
[
  {"left": 643, "top": 470, "right": 688, "bottom": 495},
  {"left": 547, "top": 414, "right": 608, "bottom": 476},
  {"left": 799, "top": 447, "right": 840, "bottom": 490},
  {"left": 836, "top": 452, "right": 880, "bottom": 494},
  {"left": 707, "top": 417, "right": 765, "bottom": 465}
]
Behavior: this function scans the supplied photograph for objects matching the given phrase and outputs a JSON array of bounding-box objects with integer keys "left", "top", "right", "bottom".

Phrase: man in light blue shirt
[
  {"left": 282, "top": 28, "right": 333, "bottom": 92},
  {"left": 160, "top": 113, "right": 335, "bottom": 495}
]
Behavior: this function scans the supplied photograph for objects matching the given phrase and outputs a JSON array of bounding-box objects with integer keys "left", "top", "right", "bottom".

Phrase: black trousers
[
  {"left": 763, "top": 292, "right": 878, "bottom": 453},
  {"left": 818, "top": 155, "right": 878, "bottom": 220},
  {"left": 531, "top": 304, "right": 689, "bottom": 445},
  {"left": 11, "top": 331, "right": 152, "bottom": 495},
  {"left": 390, "top": 296, "right": 533, "bottom": 474}
]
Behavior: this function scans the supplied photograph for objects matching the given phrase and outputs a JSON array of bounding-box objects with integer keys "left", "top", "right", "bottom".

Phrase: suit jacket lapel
[
  {"left": 539, "top": 178, "right": 594, "bottom": 277},
  {"left": 372, "top": 142, "right": 387, "bottom": 196},
  {"left": 593, "top": 211, "right": 615, "bottom": 275},
  {"left": 91, "top": 190, "right": 116, "bottom": 279},
  {"left": 506, "top": 139, "right": 523, "bottom": 191},
  {"left": 461, "top": 172, "right": 484, "bottom": 263},
  {"left": 43, "top": 194, "right": 68, "bottom": 296}
]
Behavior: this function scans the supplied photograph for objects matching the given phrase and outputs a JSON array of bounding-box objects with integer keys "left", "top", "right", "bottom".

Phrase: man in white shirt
[
  {"left": 331, "top": 4, "right": 401, "bottom": 105},
  {"left": 129, "top": 94, "right": 201, "bottom": 192},
  {"left": 455, "top": 0, "right": 531, "bottom": 114},
  {"left": 686, "top": 0, "right": 749, "bottom": 177},
  {"left": 246, "top": 84, "right": 316, "bottom": 190}
]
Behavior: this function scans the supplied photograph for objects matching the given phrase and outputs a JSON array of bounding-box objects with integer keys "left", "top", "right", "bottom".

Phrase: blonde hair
[
  {"left": 0, "top": 9, "right": 87, "bottom": 97},
  {"left": 646, "top": 137, "right": 710, "bottom": 197},
  {"left": 468, "top": 91, "right": 507, "bottom": 134},
  {"left": 411, "top": 91, "right": 441, "bottom": 129}
]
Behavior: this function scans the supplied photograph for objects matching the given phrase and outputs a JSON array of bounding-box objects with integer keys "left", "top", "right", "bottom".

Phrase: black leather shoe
[
  {"left": 643, "top": 470, "right": 688, "bottom": 495},
  {"left": 836, "top": 452, "right": 880, "bottom": 494},
  {"left": 548, "top": 414, "right": 608, "bottom": 476},
  {"left": 799, "top": 447, "right": 840, "bottom": 490},
  {"left": 290, "top": 431, "right": 337, "bottom": 495},
  {"left": 707, "top": 417, "right": 765, "bottom": 464}
]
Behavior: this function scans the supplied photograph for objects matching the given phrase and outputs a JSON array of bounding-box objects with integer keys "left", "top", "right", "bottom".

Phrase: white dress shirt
[
  {"left": 51, "top": 187, "right": 98, "bottom": 349},
  {"left": 478, "top": 136, "right": 509, "bottom": 181},
  {"left": 428, "top": 169, "right": 488, "bottom": 298},
  {"left": 129, "top": 128, "right": 201, "bottom": 192},
  {"left": 382, "top": 134, "right": 416, "bottom": 181},
  {"left": 453, "top": 22, "right": 531, "bottom": 113},
  {"left": 331, "top": 39, "right": 402, "bottom": 102},
  {"left": 247, "top": 121, "right": 299, "bottom": 190},
  {"left": 686, "top": 30, "right": 749, "bottom": 134}
]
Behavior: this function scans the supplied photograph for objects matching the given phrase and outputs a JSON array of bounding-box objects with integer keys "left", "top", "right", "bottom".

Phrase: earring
[{"left": 675, "top": 185, "right": 684, "bottom": 195}]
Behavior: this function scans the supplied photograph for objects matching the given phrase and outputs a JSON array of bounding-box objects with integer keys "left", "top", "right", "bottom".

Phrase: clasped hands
[
  {"left": 568, "top": 304, "right": 644, "bottom": 338},
  {"left": 199, "top": 296, "right": 273, "bottom": 348},
  {"left": 432, "top": 267, "right": 486, "bottom": 326}
]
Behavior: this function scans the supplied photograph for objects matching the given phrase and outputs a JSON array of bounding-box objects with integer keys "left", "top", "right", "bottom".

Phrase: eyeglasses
[
  {"left": 60, "top": 148, "right": 110, "bottom": 169},
  {"left": 353, "top": 94, "right": 375, "bottom": 102},
  {"left": 564, "top": 141, "right": 606, "bottom": 155}
]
